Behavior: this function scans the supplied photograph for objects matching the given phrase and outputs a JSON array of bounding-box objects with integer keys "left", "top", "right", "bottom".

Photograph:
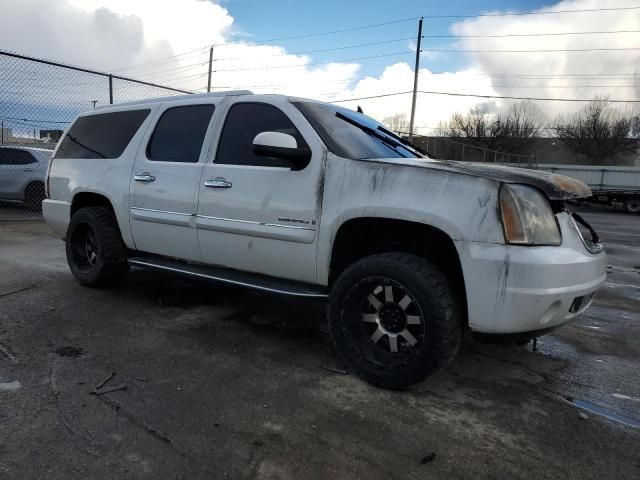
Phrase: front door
[
  {"left": 129, "top": 102, "right": 217, "bottom": 261},
  {"left": 196, "top": 98, "right": 324, "bottom": 284}
]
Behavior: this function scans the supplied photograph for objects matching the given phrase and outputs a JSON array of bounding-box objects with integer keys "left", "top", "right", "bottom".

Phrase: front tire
[
  {"left": 328, "top": 253, "right": 462, "bottom": 390},
  {"left": 65, "top": 206, "right": 129, "bottom": 287}
]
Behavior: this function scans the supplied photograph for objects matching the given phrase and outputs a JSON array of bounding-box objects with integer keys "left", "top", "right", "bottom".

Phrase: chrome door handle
[
  {"left": 134, "top": 173, "right": 155, "bottom": 182},
  {"left": 204, "top": 177, "right": 232, "bottom": 189}
]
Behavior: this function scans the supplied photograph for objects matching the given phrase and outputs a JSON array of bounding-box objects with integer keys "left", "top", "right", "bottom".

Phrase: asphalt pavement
[{"left": 0, "top": 208, "right": 638, "bottom": 479}]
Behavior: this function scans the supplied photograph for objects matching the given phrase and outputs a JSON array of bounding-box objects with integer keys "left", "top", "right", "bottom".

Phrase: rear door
[{"left": 129, "top": 101, "right": 218, "bottom": 261}]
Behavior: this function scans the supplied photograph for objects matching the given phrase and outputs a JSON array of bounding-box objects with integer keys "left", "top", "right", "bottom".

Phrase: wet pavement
[{"left": 0, "top": 209, "right": 638, "bottom": 479}]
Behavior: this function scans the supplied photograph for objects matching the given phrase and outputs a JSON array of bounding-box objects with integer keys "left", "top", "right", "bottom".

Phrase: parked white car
[
  {"left": 43, "top": 92, "right": 606, "bottom": 389},
  {"left": 0, "top": 146, "right": 51, "bottom": 209}
]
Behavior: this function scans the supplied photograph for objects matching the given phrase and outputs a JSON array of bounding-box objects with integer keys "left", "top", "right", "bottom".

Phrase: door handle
[
  {"left": 23, "top": 168, "right": 34, "bottom": 172},
  {"left": 204, "top": 177, "right": 232, "bottom": 189},
  {"left": 134, "top": 173, "right": 155, "bottom": 182}
]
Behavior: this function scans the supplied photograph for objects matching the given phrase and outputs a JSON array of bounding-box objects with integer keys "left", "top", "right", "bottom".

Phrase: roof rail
[{"left": 96, "top": 90, "right": 253, "bottom": 110}]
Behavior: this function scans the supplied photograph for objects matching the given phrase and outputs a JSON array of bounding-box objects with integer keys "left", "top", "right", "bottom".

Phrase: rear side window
[
  {"left": 55, "top": 109, "right": 150, "bottom": 159},
  {"left": 216, "top": 103, "right": 308, "bottom": 168},
  {"left": 147, "top": 105, "right": 215, "bottom": 163},
  {"left": 0, "top": 148, "right": 37, "bottom": 165}
]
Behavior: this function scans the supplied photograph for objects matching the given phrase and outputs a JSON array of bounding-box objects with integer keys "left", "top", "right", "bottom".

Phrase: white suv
[
  {"left": 43, "top": 91, "right": 606, "bottom": 389},
  {"left": 0, "top": 146, "right": 51, "bottom": 209}
]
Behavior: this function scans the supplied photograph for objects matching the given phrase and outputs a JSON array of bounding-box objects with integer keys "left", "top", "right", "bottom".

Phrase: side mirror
[{"left": 252, "top": 131, "right": 311, "bottom": 170}]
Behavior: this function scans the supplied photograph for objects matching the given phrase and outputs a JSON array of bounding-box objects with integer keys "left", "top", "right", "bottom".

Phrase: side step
[{"left": 128, "top": 254, "right": 328, "bottom": 298}]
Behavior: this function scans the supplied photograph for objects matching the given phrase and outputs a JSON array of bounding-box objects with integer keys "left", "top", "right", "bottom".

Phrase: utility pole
[
  {"left": 108, "top": 74, "right": 113, "bottom": 104},
  {"left": 408, "top": 17, "right": 423, "bottom": 143},
  {"left": 207, "top": 46, "right": 214, "bottom": 93}
]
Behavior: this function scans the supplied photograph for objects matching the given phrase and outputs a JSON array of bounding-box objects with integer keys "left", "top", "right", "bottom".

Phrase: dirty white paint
[
  {"left": 611, "top": 393, "right": 640, "bottom": 402},
  {"left": 0, "top": 380, "right": 21, "bottom": 391}
]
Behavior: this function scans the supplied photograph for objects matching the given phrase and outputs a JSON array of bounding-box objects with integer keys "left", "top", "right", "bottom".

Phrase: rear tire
[
  {"left": 65, "top": 206, "right": 129, "bottom": 287},
  {"left": 328, "top": 253, "right": 462, "bottom": 390}
]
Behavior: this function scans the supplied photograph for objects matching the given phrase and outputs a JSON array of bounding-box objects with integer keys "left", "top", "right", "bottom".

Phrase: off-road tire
[
  {"left": 328, "top": 253, "right": 462, "bottom": 390},
  {"left": 65, "top": 206, "right": 129, "bottom": 287}
]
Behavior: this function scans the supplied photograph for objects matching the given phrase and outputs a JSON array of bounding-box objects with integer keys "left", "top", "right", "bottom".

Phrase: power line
[
  {"left": 213, "top": 51, "right": 413, "bottom": 72},
  {"left": 330, "top": 90, "right": 640, "bottom": 103},
  {"left": 214, "top": 37, "right": 416, "bottom": 61},
  {"left": 422, "top": 47, "right": 640, "bottom": 53},
  {"left": 131, "top": 61, "right": 209, "bottom": 79},
  {"left": 213, "top": 6, "right": 640, "bottom": 45},
  {"left": 421, "top": 29, "right": 640, "bottom": 38},
  {"left": 110, "top": 47, "right": 210, "bottom": 72},
  {"left": 418, "top": 90, "right": 640, "bottom": 103},
  {"left": 221, "top": 17, "right": 418, "bottom": 45},
  {"left": 419, "top": 6, "right": 640, "bottom": 19},
  {"left": 0, "top": 115, "right": 70, "bottom": 124}
]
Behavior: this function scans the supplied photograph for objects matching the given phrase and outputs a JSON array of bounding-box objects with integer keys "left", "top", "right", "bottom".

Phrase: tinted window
[
  {"left": 55, "top": 110, "right": 149, "bottom": 159},
  {"left": 216, "top": 103, "right": 308, "bottom": 168},
  {"left": 147, "top": 105, "right": 215, "bottom": 163},
  {"left": 0, "top": 148, "right": 37, "bottom": 165}
]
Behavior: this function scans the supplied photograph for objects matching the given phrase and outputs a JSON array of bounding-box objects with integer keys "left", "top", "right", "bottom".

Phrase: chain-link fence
[
  {"left": 0, "top": 49, "right": 191, "bottom": 221},
  {"left": 413, "top": 136, "right": 536, "bottom": 166}
]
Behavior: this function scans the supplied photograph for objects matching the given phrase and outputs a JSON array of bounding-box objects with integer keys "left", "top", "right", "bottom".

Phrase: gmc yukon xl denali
[{"left": 43, "top": 91, "right": 606, "bottom": 389}]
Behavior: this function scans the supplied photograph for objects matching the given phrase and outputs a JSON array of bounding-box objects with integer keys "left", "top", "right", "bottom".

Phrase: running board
[{"left": 128, "top": 255, "right": 328, "bottom": 298}]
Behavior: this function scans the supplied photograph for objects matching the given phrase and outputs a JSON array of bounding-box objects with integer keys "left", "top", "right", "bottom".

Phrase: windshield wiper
[
  {"left": 376, "top": 125, "right": 429, "bottom": 157},
  {"left": 335, "top": 112, "right": 405, "bottom": 151}
]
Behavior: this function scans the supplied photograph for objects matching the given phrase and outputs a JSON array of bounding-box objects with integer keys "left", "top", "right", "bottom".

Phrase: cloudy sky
[{"left": 0, "top": 0, "right": 638, "bottom": 134}]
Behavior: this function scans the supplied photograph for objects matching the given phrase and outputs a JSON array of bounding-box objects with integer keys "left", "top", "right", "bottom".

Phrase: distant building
[{"left": 40, "top": 129, "right": 64, "bottom": 142}]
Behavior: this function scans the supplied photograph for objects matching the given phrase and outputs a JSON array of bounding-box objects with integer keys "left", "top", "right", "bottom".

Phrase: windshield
[{"left": 294, "top": 101, "right": 425, "bottom": 160}]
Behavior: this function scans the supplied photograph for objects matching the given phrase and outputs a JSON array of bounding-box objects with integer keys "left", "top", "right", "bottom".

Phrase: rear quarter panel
[{"left": 46, "top": 108, "right": 156, "bottom": 247}]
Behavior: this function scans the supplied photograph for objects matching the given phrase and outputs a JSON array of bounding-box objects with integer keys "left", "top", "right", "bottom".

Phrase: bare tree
[
  {"left": 382, "top": 113, "right": 411, "bottom": 135},
  {"left": 552, "top": 98, "right": 639, "bottom": 165},
  {"left": 441, "top": 101, "right": 545, "bottom": 152}
]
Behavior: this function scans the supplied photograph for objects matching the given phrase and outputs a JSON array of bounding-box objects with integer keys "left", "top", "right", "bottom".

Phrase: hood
[{"left": 366, "top": 158, "right": 591, "bottom": 201}]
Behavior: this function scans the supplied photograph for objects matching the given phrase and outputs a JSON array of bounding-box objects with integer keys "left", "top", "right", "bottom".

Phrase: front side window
[
  {"left": 0, "top": 148, "right": 37, "bottom": 165},
  {"left": 55, "top": 109, "right": 150, "bottom": 159},
  {"left": 216, "top": 103, "right": 309, "bottom": 168},
  {"left": 147, "top": 104, "right": 215, "bottom": 163}
]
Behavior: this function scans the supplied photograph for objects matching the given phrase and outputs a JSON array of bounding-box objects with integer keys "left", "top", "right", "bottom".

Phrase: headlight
[{"left": 499, "top": 184, "right": 561, "bottom": 246}]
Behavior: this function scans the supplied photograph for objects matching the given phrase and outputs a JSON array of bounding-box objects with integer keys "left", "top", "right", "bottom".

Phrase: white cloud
[
  {"left": 0, "top": 0, "right": 637, "bottom": 134},
  {"left": 449, "top": 0, "right": 640, "bottom": 118}
]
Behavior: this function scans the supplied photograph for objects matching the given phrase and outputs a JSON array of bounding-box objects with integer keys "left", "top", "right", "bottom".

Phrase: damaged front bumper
[{"left": 456, "top": 212, "right": 607, "bottom": 334}]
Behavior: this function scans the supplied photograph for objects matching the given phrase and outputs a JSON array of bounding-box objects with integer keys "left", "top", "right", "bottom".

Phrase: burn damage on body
[
  {"left": 497, "top": 254, "right": 511, "bottom": 305},
  {"left": 364, "top": 158, "right": 592, "bottom": 201},
  {"left": 315, "top": 149, "right": 327, "bottom": 219}
]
